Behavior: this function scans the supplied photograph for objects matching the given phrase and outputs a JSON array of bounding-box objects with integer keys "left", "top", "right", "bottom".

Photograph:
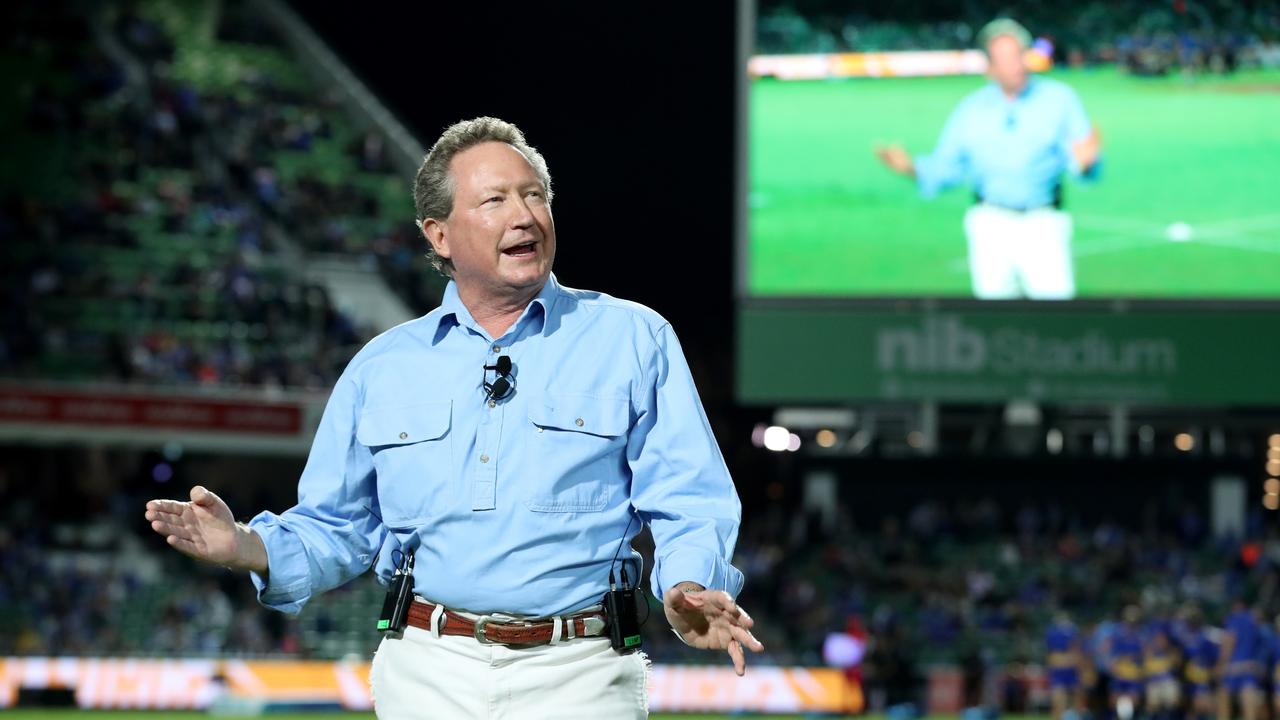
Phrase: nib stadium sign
[{"left": 738, "top": 307, "right": 1279, "bottom": 405}]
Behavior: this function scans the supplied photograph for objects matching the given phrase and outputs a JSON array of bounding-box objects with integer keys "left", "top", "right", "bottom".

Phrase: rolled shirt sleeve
[
  {"left": 247, "top": 373, "right": 386, "bottom": 615},
  {"left": 1058, "top": 84, "right": 1100, "bottom": 179},
  {"left": 914, "top": 102, "right": 971, "bottom": 199},
  {"left": 627, "top": 323, "right": 745, "bottom": 600}
]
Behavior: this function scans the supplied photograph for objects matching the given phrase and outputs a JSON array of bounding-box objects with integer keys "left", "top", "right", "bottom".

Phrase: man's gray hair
[
  {"left": 413, "top": 117, "right": 554, "bottom": 277},
  {"left": 977, "top": 18, "right": 1031, "bottom": 53}
]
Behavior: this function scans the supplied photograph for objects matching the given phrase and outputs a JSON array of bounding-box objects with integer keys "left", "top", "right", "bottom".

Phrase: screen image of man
[
  {"left": 875, "top": 18, "right": 1102, "bottom": 300},
  {"left": 144, "top": 117, "right": 762, "bottom": 718}
]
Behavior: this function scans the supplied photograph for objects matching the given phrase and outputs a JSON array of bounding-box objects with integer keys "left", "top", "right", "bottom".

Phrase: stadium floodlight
[
  {"left": 1046, "top": 428, "right": 1064, "bottom": 454},
  {"left": 762, "top": 425, "right": 791, "bottom": 452}
]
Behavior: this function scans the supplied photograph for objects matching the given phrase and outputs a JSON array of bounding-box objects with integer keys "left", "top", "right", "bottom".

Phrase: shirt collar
[
  {"left": 988, "top": 75, "right": 1037, "bottom": 102},
  {"left": 429, "top": 273, "right": 562, "bottom": 344}
]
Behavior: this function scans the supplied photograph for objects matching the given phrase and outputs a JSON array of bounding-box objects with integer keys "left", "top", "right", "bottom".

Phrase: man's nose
[{"left": 509, "top": 197, "right": 536, "bottom": 228}]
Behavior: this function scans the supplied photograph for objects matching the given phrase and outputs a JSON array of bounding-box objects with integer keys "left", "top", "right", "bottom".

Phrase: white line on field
[{"left": 1190, "top": 236, "right": 1280, "bottom": 255}]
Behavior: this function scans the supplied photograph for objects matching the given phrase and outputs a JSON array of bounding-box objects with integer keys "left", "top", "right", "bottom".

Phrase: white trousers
[
  {"left": 963, "top": 204, "right": 1076, "bottom": 300},
  {"left": 369, "top": 614, "right": 649, "bottom": 719}
]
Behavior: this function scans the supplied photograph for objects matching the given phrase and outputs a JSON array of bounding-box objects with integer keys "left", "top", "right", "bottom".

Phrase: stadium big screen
[
  {"left": 744, "top": 16, "right": 1280, "bottom": 300},
  {"left": 737, "top": 2, "right": 1280, "bottom": 406}
]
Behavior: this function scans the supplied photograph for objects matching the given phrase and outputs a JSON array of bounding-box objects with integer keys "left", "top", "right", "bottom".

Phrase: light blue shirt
[
  {"left": 247, "top": 274, "right": 744, "bottom": 617},
  {"left": 914, "top": 76, "right": 1097, "bottom": 209}
]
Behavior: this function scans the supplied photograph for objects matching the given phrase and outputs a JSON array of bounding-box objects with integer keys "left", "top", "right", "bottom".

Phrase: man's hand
[
  {"left": 664, "top": 583, "right": 764, "bottom": 676},
  {"left": 145, "top": 486, "right": 268, "bottom": 575},
  {"left": 874, "top": 143, "right": 916, "bottom": 177},
  {"left": 1071, "top": 125, "right": 1102, "bottom": 173}
]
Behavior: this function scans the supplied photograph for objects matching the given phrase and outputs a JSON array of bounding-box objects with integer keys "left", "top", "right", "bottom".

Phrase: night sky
[{"left": 293, "top": 3, "right": 741, "bottom": 405}]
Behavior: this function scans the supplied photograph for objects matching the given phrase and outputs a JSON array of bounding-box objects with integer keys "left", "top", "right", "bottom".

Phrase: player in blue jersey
[
  {"left": 1107, "top": 606, "right": 1146, "bottom": 719},
  {"left": 1218, "top": 600, "right": 1263, "bottom": 720},
  {"left": 1080, "top": 620, "right": 1109, "bottom": 719},
  {"left": 1047, "top": 611, "right": 1086, "bottom": 720},
  {"left": 1268, "top": 615, "right": 1280, "bottom": 720},
  {"left": 1143, "top": 620, "right": 1181, "bottom": 720},
  {"left": 1178, "top": 605, "right": 1220, "bottom": 720}
]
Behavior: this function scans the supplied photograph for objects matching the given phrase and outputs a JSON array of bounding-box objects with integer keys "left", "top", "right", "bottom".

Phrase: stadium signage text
[{"left": 877, "top": 316, "right": 1178, "bottom": 376}]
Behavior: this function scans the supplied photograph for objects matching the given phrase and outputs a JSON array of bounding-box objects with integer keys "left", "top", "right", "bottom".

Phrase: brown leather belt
[{"left": 406, "top": 600, "right": 607, "bottom": 646}]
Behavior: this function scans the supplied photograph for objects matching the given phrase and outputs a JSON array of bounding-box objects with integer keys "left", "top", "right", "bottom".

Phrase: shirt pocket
[
  {"left": 524, "top": 392, "right": 630, "bottom": 513},
  {"left": 356, "top": 400, "right": 453, "bottom": 525}
]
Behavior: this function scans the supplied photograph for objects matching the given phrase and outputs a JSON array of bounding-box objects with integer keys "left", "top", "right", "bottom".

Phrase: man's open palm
[
  {"left": 664, "top": 587, "right": 764, "bottom": 676},
  {"left": 145, "top": 486, "right": 245, "bottom": 568}
]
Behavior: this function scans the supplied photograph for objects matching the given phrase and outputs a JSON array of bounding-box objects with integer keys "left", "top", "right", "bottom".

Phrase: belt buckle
[
  {"left": 582, "top": 616, "right": 606, "bottom": 637},
  {"left": 473, "top": 615, "right": 496, "bottom": 645}
]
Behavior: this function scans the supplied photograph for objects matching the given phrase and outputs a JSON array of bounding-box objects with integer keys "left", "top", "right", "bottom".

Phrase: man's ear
[{"left": 421, "top": 218, "right": 449, "bottom": 261}]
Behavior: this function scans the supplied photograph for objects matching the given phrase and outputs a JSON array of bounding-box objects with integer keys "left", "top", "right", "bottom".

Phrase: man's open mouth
[{"left": 502, "top": 241, "right": 537, "bottom": 257}]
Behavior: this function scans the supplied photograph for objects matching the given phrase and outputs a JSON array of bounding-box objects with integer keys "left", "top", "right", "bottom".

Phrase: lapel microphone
[{"left": 483, "top": 355, "right": 515, "bottom": 402}]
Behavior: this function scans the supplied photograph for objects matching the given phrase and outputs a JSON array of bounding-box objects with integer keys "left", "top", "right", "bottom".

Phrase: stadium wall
[{"left": 1, "top": 657, "right": 864, "bottom": 714}]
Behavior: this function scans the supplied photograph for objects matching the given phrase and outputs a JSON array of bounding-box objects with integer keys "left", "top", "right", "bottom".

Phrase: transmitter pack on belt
[
  {"left": 377, "top": 550, "right": 415, "bottom": 633},
  {"left": 603, "top": 584, "right": 643, "bottom": 652},
  {"left": 602, "top": 514, "right": 646, "bottom": 652}
]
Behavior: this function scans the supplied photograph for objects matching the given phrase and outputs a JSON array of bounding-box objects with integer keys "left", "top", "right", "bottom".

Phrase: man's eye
[{"left": 485, "top": 196, "right": 503, "bottom": 204}]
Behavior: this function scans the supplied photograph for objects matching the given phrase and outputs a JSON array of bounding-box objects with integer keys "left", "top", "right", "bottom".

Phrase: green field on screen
[{"left": 748, "top": 67, "right": 1280, "bottom": 299}]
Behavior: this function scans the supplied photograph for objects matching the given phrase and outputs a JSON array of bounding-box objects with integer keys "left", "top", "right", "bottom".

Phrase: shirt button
[
  {"left": 479, "top": 454, "right": 489, "bottom": 463},
  {"left": 491, "top": 344, "right": 501, "bottom": 353},
  {"left": 399, "top": 432, "right": 408, "bottom": 440},
  {"left": 488, "top": 400, "right": 496, "bottom": 408},
  {"left": 575, "top": 418, "right": 584, "bottom": 427}
]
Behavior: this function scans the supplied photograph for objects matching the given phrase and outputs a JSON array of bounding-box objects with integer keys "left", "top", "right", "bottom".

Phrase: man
[
  {"left": 1106, "top": 605, "right": 1145, "bottom": 720},
  {"left": 1217, "top": 600, "right": 1263, "bottom": 720},
  {"left": 1269, "top": 615, "right": 1280, "bottom": 720},
  {"left": 145, "top": 117, "right": 762, "bottom": 718},
  {"left": 1045, "top": 610, "right": 1086, "bottom": 720},
  {"left": 1142, "top": 619, "right": 1181, "bottom": 720},
  {"left": 1049, "top": 607, "right": 1090, "bottom": 712},
  {"left": 875, "top": 18, "right": 1102, "bottom": 300},
  {"left": 1178, "top": 605, "right": 1220, "bottom": 720}
]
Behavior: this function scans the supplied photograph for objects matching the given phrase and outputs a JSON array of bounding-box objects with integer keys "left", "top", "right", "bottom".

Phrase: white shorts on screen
[{"left": 964, "top": 204, "right": 1076, "bottom": 300}]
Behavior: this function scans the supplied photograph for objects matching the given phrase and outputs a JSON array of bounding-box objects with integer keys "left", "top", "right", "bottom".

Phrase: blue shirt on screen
[
  {"left": 914, "top": 76, "right": 1097, "bottom": 209},
  {"left": 247, "top": 273, "right": 744, "bottom": 617}
]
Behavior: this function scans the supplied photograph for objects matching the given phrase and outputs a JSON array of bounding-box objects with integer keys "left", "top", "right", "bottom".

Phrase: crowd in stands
[
  {"left": 756, "top": 0, "right": 1280, "bottom": 74},
  {"left": 2, "top": 0, "right": 439, "bottom": 391}
]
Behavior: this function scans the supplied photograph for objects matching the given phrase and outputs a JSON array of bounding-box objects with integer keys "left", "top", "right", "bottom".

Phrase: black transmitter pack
[
  {"left": 602, "top": 561, "right": 643, "bottom": 652},
  {"left": 377, "top": 549, "right": 415, "bottom": 633}
]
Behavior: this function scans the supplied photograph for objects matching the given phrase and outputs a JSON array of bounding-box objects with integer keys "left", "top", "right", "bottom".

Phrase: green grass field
[{"left": 748, "top": 67, "right": 1280, "bottom": 299}]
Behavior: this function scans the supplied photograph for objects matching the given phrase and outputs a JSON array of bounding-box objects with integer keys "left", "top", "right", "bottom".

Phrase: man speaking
[
  {"left": 875, "top": 18, "right": 1102, "bottom": 300},
  {"left": 145, "top": 117, "right": 761, "bottom": 718}
]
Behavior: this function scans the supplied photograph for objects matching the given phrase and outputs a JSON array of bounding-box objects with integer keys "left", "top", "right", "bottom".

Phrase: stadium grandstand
[{"left": 3, "top": 0, "right": 1280, "bottom": 718}]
